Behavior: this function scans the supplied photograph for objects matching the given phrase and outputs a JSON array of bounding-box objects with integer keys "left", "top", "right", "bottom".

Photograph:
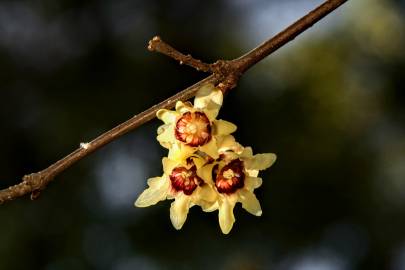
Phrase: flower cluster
[{"left": 135, "top": 84, "right": 276, "bottom": 234}]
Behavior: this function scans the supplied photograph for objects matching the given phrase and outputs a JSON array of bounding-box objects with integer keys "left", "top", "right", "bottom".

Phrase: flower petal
[
  {"left": 200, "top": 200, "right": 218, "bottom": 212},
  {"left": 199, "top": 139, "right": 219, "bottom": 159},
  {"left": 218, "top": 197, "right": 236, "bottom": 234},
  {"left": 216, "top": 135, "right": 243, "bottom": 154},
  {"left": 168, "top": 143, "right": 194, "bottom": 161},
  {"left": 246, "top": 169, "right": 259, "bottom": 177},
  {"left": 175, "top": 101, "right": 192, "bottom": 114},
  {"left": 245, "top": 153, "right": 277, "bottom": 171},
  {"left": 195, "top": 183, "right": 217, "bottom": 202},
  {"left": 197, "top": 163, "right": 215, "bottom": 184},
  {"left": 213, "top": 120, "right": 237, "bottom": 136},
  {"left": 194, "top": 84, "right": 224, "bottom": 121},
  {"left": 204, "top": 109, "right": 221, "bottom": 122},
  {"left": 147, "top": 177, "right": 163, "bottom": 186},
  {"left": 162, "top": 157, "right": 178, "bottom": 175},
  {"left": 190, "top": 156, "right": 206, "bottom": 170},
  {"left": 194, "top": 84, "right": 223, "bottom": 109},
  {"left": 241, "top": 147, "right": 253, "bottom": 158},
  {"left": 156, "top": 124, "right": 175, "bottom": 148},
  {"left": 156, "top": 109, "right": 178, "bottom": 124},
  {"left": 170, "top": 193, "right": 191, "bottom": 230},
  {"left": 238, "top": 189, "right": 262, "bottom": 216},
  {"left": 135, "top": 177, "right": 169, "bottom": 207},
  {"left": 244, "top": 176, "right": 263, "bottom": 191}
]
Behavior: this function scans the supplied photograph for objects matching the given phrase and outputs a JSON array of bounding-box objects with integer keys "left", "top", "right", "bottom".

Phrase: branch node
[
  {"left": 209, "top": 60, "right": 243, "bottom": 93},
  {"left": 23, "top": 172, "right": 48, "bottom": 190},
  {"left": 23, "top": 171, "right": 53, "bottom": 200}
]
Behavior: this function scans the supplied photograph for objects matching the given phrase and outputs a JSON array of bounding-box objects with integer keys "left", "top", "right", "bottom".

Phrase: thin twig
[
  {"left": 0, "top": 0, "right": 348, "bottom": 205},
  {"left": 148, "top": 36, "right": 212, "bottom": 72}
]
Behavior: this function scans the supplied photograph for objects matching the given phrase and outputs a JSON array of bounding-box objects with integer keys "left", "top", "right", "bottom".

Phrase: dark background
[{"left": 1, "top": 0, "right": 405, "bottom": 269}]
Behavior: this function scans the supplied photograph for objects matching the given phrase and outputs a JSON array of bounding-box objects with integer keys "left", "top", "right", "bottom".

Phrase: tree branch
[{"left": 0, "top": 0, "right": 348, "bottom": 205}]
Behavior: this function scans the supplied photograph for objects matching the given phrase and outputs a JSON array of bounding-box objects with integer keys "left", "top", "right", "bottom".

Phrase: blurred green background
[{"left": 1, "top": 0, "right": 405, "bottom": 269}]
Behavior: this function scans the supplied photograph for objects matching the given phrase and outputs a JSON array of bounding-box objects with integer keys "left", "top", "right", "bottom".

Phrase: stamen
[
  {"left": 215, "top": 159, "right": 245, "bottom": 194},
  {"left": 170, "top": 165, "right": 203, "bottom": 195},
  {"left": 175, "top": 111, "right": 212, "bottom": 147}
]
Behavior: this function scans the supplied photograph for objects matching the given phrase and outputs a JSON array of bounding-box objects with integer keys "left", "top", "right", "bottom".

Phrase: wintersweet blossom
[
  {"left": 156, "top": 84, "right": 237, "bottom": 160},
  {"left": 135, "top": 83, "right": 276, "bottom": 234},
  {"left": 204, "top": 141, "right": 277, "bottom": 234},
  {"left": 135, "top": 154, "right": 217, "bottom": 230}
]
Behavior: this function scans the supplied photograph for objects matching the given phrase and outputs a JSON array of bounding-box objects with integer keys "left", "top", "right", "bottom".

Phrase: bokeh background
[{"left": 1, "top": 0, "right": 405, "bottom": 269}]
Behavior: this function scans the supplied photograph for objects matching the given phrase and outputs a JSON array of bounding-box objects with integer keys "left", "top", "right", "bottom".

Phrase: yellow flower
[
  {"left": 135, "top": 154, "right": 217, "bottom": 230},
  {"left": 136, "top": 83, "right": 277, "bottom": 234},
  {"left": 203, "top": 143, "right": 277, "bottom": 234},
  {"left": 156, "top": 84, "right": 237, "bottom": 160}
]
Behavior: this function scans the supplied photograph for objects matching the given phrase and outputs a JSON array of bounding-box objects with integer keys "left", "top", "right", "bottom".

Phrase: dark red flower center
[
  {"left": 170, "top": 165, "right": 203, "bottom": 195},
  {"left": 215, "top": 159, "right": 245, "bottom": 194},
  {"left": 175, "top": 111, "right": 212, "bottom": 147}
]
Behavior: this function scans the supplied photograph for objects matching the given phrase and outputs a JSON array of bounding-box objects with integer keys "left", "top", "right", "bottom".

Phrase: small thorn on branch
[{"left": 147, "top": 35, "right": 212, "bottom": 73}]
